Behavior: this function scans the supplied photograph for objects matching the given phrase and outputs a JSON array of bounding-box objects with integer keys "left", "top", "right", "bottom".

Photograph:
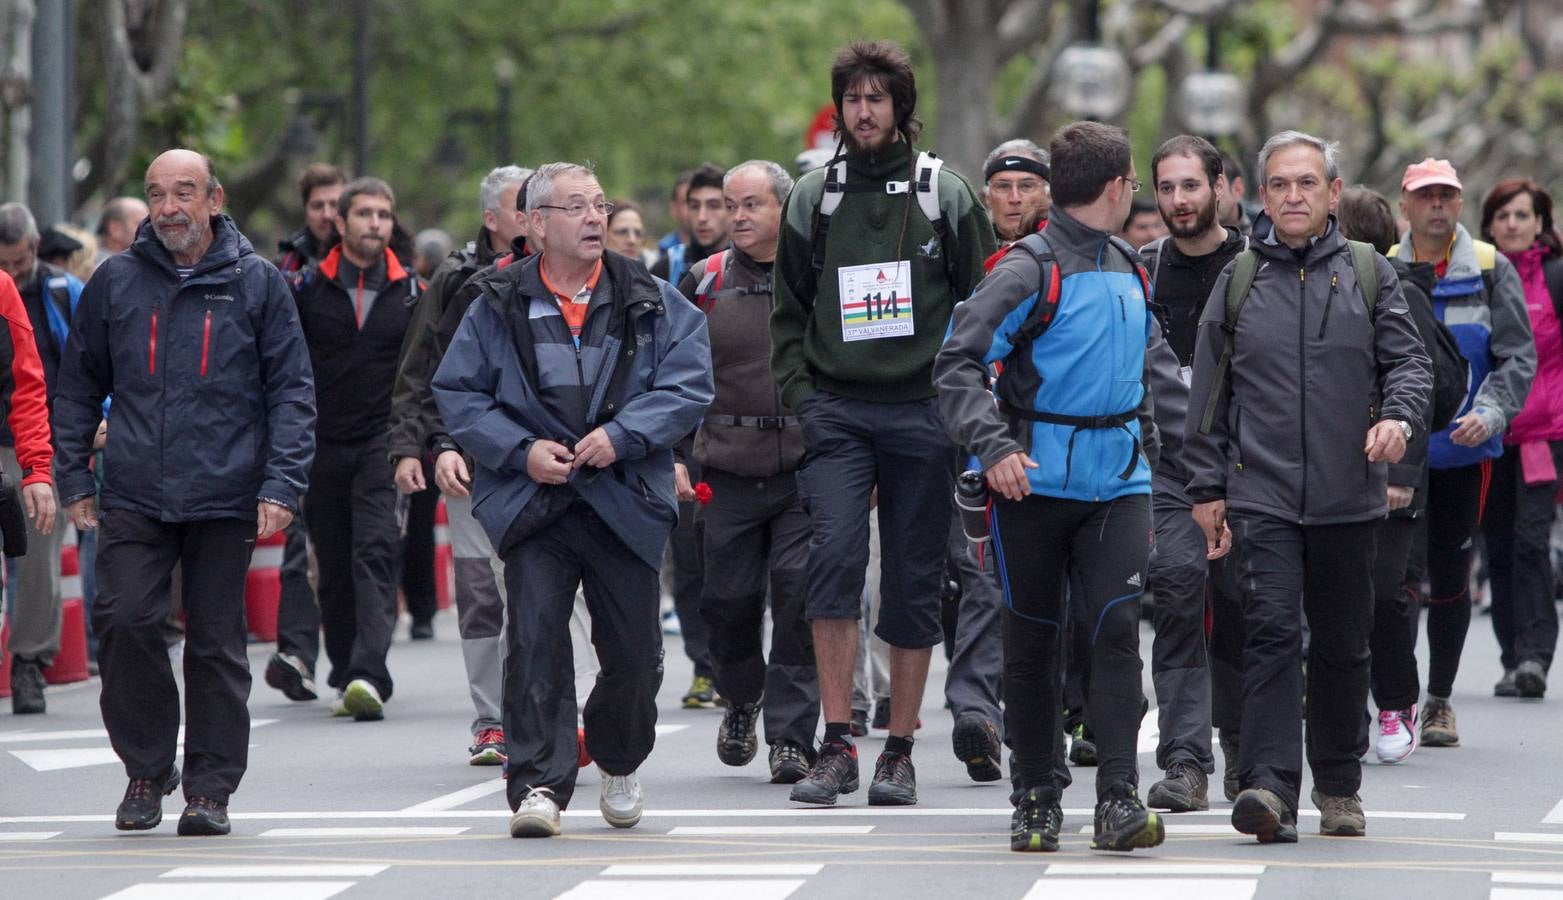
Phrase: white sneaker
[
  {"left": 341, "top": 679, "right": 384, "bottom": 721},
  {"left": 1374, "top": 706, "right": 1418, "bottom": 764},
  {"left": 509, "top": 787, "right": 561, "bottom": 837},
  {"left": 599, "top": 768, "right": 643, "bottom": 828}
]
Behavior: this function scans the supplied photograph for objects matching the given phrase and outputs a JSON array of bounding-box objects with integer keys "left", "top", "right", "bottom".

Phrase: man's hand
[
  {"left": 985, "top": 451, "right": 1039, "bottom": 502},
  {"left": 1388, "top": 485, "right": 1414, "bottom": 510},
  {"left": 674, "top": 462, "right": 696, "bottom": 502},
  {"left": 1192, "top": 499, "right": 1229, "bottom": 560},
  {"left": 22, "top": 483, "right": 55, "bottom": 535},
  {"left": 394, "top": 456, "right": 426, "bottom": 494},
  {"left": 257, "top": 501, "right": 293, "bottom": 540},
  {"left": 1449, "top": 410, "right": 1492, "bottom": 448},
  {"left": 573, "top": 427, "right": 617, "bottom": 469},
  {"left": 1365, "top": 420, "right": 1408, "bottom": 463},
  {"left": 528, "top": 440, "right": 575, "bottom": 485},
  {"left": 66, "top": 496, "right": 98, "bottom": 532},
  {"left": 434, "top": 450, "right": 472, "bottom": 498}
]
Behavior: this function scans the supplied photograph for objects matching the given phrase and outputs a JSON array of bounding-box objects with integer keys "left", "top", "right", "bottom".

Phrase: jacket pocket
[
  {"left": 148, "top": 308, "right": 159, "bottom": 375},
  {"left": 200, "top": 310, "right": 212, "bottom": 377}
]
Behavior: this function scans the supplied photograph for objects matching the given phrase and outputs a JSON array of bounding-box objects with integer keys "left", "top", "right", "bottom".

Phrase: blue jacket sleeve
[
  {"left": 432, "top": 298, "right": 538, "bottom": 476},
  {"left": 256, "top": 267, "right": 317, "bottom": 511},
  {"left": 54, "top": 273, "right": 112, "bottom": 504},
  {"left": 601, "top": 285, "right": 714, "bottom": 462}
]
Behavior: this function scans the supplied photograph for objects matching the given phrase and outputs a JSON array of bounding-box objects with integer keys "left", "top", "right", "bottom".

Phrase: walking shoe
[
  {"left": 769, "top": 741, "right": 812, "bottom": 784},
  {"left": 599, "top": 769, "right": 643, "bottom": 828},
  {"left": 1374, "top": 706, "right": 1418, "bottom": 764},
  {"left": 577, "top": 726, "right": 592, "bottom": 768},
  {"left": 330, "top": 691, "right": 352, "bottom": 717},
  {"left": 341, "top": 679, "right": 384, "bottom": 721},
  {"left": 1219, "top": 731, "right": 1241, "bottom": 802},
  {"left": 469, "top": 727, "right": 506, "bottom": 766},
  {"left": 849, "top": 707, "right": 870, "bottom": 737},
  {"left": 1495, "top": 668, "right": 1519, "bottom": 697},
  {"left": 1147, "top": 761, "right": 1209, "bottom": 812},
  {"left": 951, "top": 713, "right": 1003, "bottom": 783},
  {"left": 1231, "top": 787, "right": 1298, "bottom": 844},
  {"left": 1091, "top": 786, "right": 1165, "bottom": 851},
  {"left": 1010, "top": 787, "right": 1063, "bottom": 852},
  {"left": 177, "top": 797, "right": 230, "bottom": 836},
  {"left": 115, "top": 766, "right": 181, "bottom": 831},
  {"left": 789, "top": 739, "right": 859, "bottom": 805},
  {"left": 263, "top": 652, "right": 318, "bottom": 702},
  {"left": 682, "top": 674, "right": 718, "bottom": 709},
  {"left": 1420, "top": 697, "right": 1459, "bottom": 747},
  {"left": 1311, "top": 788, "right": 1366, "bottom": 836},
  {"left": 509, "top": 787, "right": 561, "bottom": 837},
  {"left": 867, "top": 750, "right": 918, "bottom": 806},
  {"left": 871, "top": 697, "right": 892, "bottom": 730},
  {"left": 717, "top": 701, "right": 760, "bottom": 766},
  {"left": 1516, "top": 659, "right": 1548, "bottom": 699},
  {"left": 409, "top": 619, "right": 435, "bottom": 641},
  {"left": 1068, "top": 723, "right": 1098, "bottom": 767},
  {"left": 10, "top": 656, "right": 45, "bottom": 714}
]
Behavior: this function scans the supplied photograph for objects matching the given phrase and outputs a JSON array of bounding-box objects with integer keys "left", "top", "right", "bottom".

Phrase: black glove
[{"left": 0, "top": 472, "right": 27, "bottom": 558}]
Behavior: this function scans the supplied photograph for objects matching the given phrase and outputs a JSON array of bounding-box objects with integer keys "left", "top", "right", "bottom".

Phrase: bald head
[{"left": 144, "top": 149, "right": 225, "bottom": 264}]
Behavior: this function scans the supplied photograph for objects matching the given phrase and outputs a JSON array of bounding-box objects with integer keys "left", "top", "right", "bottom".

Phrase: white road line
[
  {"left": 1491, "top": 889, "right": 1563, "bottom": 900},
  {"left": 601, "top": 864, "right": 824, "bottom": 877},
  {"left": 1545, "top": 795, "right": 1563, "bottom": 825},
  {"left": 399, "top": 779, "right": 506, "bottom": 813},
  {"left": 1494, "top": 873, "right": 1563, "bottom": 886},
  {"left": 101, "top": 884, "right": 355, "bottom": 900},
  {"left": 160, "top": 865, "right": 390, "bottom": 879},
  {"left": 667, "top": 825, "right": 874, "bottom": 836},
  {"left": 259, "top": 826, "right": 469, "bottom": 838},
  {"left": 10, "top": 747, "right": 124, "bottom": 771},
  {"left": 0, "top": 720, "right": 278, "bottom": 744},
  {"left": 1024, "top": 878, "right": 1257, "bottom": 900},
  {"left": 556, "top": 880, "right": 804, "bottom": 900},
  {"left": 0, "top": 832, "right": 60, "bottom": 841},
  {"left": 1044, "top": 864, "right": 1265, "bottom": 876},
  {"left": 654, "top": 725, "right": 688, "bottom": 735},
  {"left": 1077, "top": 824, "right": 1238, "bottom": 836},
  {"left": 1496, "top": 833, "right": 1563, "bottom": 844}
]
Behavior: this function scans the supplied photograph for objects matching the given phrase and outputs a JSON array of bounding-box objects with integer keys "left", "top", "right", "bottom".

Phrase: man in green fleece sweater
[{"left": 771, "top": 40, "right": 995, "bottom": 807}]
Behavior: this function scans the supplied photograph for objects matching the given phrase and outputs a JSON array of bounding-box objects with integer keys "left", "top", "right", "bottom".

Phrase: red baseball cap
[{"left": 1401, "top": 158, "right": 1462, "bottom": 193}]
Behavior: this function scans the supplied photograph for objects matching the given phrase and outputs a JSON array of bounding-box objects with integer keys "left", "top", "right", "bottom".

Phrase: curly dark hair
[{"left": 830, "top": 41, "right": 922, "bottom": 144}]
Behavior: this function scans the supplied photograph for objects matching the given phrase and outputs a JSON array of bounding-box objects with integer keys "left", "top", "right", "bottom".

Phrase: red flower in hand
[{"left": 694, "top": 481, "right": 713, "bottom": 505}]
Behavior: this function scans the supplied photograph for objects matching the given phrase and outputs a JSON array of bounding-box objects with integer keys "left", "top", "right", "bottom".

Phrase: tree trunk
[{"left": 1, "top": 0, "right": 36, "bottom": 202}]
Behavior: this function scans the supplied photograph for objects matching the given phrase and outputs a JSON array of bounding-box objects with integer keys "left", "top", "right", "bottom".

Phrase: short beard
[
  {"left": 1166, "top": 199, "right": 1218, "bottom": 241},
  {"left": 846, "top": 127, "right": 896, "bottom": 156},
  {"left": 154, "top": 216, "right": 205, "bottom": 255}
]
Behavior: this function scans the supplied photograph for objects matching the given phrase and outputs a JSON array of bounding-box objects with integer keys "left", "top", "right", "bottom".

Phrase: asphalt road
[{"left": 2, "top": 606, "right": 1561, "bottom": 900}]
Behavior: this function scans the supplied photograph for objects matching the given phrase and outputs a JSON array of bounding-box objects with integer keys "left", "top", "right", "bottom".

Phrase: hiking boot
[
  {"left": 1147, "top": 761, "right": 1209, "bottom": 812},
  {"left": 1420, "top": 697, "right": 1459, "bottom": 747},
  {"left": 849, "top": 708, "right": 870, "bottom": 737},
  {"left": 1311, "top": 788, "right": 1366, "bottom": 836},
  {"left": 1374, "top": 707, "right": 1418, "bottom": 764},
  {"left": 509, "top": 787, "right": 561, "bottom": 837},
  {"left": 341, "top": 679, "right": 384, "bottom": 721},
  {"left": 951, "top": 713, "right": 1003, "bottom": 783},
  {"left": 177, "top": 797, "right": 230, "bottom": 836},
  {"left": 789, "top": 740, "right": 859, "bottom": 805},
  {"left": 10, "top": 656, "right": 45, "bottom": 714},
  {"left": 264, "top": 652, "right": 318, "bottom": 702},
  {"left": 1091, "top": 785, "right": 1165, "bottom": 851},
  {"left": 115, "top": 766, "right": 181, "bottom": 831},
  {"left": 1516, "top": 660, "right": 1548, "bottom": 699},
  {"left": 682, "top": 675, "right": 718, "bottom": 709},
  {"left": 599, "top": 769, "right": 643, "bottom": 828},
  {"left": 1231, "top": 787, "right": 1298, "bottom": 844},
  {"left": 871, "top": 697, "right": 892, "bottom": 730},
  {"left": 1218, "top": 731, "right": 1240, "bottom": 802},
  {"left": 717, "top": 701, "right": 760, "bottom": 766},
  {"left": 469, "top": 727, "right": 506, "bottom": 766},
  {"left": 867, "top": 750, "right": 917, "bottom": 806},
  {"left": 409, "top": 619, "right": 434, "bottom": 641},
  {"left": 1068, "top": 723, "right": 1098, "bottom": 767},
  {"left": 1010, "top": 787, "right": 1063, "bottom": 852},
  {"left": 1495, "top": 668, "right": 1519, "bottom": 697},
  {"left": 769, "top": 741, "right": 812, "bottom": 785}
]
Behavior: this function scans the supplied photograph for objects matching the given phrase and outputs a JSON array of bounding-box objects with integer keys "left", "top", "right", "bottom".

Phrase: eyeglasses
[
  {"left": 988, "top": 179, "right": 1047, "bottom": 197},
  {"left": 1123, "top": 176, "right": 1143, "bottom": 193},
  {"left": 538, "top": 201, "right": 614, "bottom": 219}
]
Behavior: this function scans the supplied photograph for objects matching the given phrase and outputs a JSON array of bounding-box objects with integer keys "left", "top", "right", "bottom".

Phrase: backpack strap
[
  {"left": 1346, "top": 239, "right": 1379, "bottom": 314},
  {"left": 693, "top": 250, "right": 728, "bottom": 314},
  {"left": 811, "top": 151, "right": 959, "bottom": 292},
  {"left": 1004, "top": 233, "right": 1062, "bottom": 352},
  {"left": 1197, "top": 247, "right": 1261, "bottom": 435}
]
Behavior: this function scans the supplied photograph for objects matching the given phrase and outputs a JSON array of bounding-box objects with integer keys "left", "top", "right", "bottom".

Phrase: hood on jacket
[{"left": 131, "top": 214, "right": 254, "bottom": 279}]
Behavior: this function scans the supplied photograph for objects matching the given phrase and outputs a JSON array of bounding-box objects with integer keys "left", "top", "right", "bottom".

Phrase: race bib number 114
[{"left": 838, "top": 260, "right": 914, "bottom": 342}]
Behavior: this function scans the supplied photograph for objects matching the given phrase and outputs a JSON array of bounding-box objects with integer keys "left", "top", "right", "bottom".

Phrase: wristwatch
[{"left": 1393, "top": 419, "right": 1413, "bottom": 442}]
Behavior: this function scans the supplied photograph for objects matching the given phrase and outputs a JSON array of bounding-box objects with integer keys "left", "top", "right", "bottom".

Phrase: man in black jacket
[
  {"left": 293, "top": 177, "right": 417, "bottom": 722},
  {"left": 57, "top": 149, "right": 316, "bottom": 836}
]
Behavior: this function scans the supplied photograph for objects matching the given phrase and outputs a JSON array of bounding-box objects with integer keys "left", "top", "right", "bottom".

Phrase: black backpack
[{"left": 1393, "top": 258, "right": 1469, "bottom": 433}]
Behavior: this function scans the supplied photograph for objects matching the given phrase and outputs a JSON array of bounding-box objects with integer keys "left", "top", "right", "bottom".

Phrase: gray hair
[
  {"left": 415, "top": 228, "right": 452, "bottom": 263},
  {"left": 725, "top": 160, "right": 794, "bottom": 206},
  {"left": 1257, "top": 130, "right": 1341, "bottom": 185},
  {"left": 525, "top": 162, "right": 597, "bottom": 213},
  {"left": 984, "top": 138, "right": 1049, "bottom": 171},
  {"left": 479, "top": 165, "right": 533, "bottom": 214},
  {"left": 0, "top": 203, "right": 39, "bottom": 245}
]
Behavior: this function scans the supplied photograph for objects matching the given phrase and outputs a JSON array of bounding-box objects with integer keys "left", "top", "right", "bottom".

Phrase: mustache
[{"left": 154, "top": 213, "right": 192, "bottom": 228}]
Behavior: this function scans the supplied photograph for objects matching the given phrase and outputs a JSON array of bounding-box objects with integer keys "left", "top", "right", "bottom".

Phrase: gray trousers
[
  {"left": 943, "top": 511, "right": 1004, "bottom": 729},
  {"left": 2, "top": 447, "right": 62, "bottom": 664},
  {"left": 1149, "top": 486, "right": 1216, "bottom": 773}
]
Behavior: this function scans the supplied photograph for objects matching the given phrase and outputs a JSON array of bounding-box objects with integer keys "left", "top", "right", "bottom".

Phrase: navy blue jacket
[
  {"left": 55, "top": 215, "right": 317, "bottom": 520},
  {"left": 432, "top": 251, "right": 712, "bottom": 569}
]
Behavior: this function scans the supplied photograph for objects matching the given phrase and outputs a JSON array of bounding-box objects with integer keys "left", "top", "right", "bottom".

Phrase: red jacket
[{"left": 0, "top": 271, "right": 53, "bottom": 484}]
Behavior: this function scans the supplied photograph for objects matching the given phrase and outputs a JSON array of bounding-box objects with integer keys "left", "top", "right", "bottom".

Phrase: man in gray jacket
[{"left": 1185, "top": 131, "right": 1432, "bottom": 844}]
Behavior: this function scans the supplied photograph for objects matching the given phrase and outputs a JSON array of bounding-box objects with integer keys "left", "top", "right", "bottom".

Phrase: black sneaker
[
  {"left": 264, "top": 652, "right": 318, "bottom": 702},
  {"left": 717, "top": 701, "right": 760, "bottom": 766},
  {"left": 10, "top": 656, "right": 45, "bottom": 714},
  {"left": 1218, "top": 730, "right": 1240, "bottom": 802},
  {"left": 1091, "top": 786, "right": 1165, "bottom": 851},
  {"left": 1231, "top": 787, "right": 1299, "bottom": 844},
  {"left": 849, "top": 708, "right": 870, "bottom": 737},
  {"left": 769, "top": 741, "right": 813, "bottom": 784},
  {"left": 952, "top": 713, "right": 1003, "bottom": 783},
  {"left": 871, "top": 697, "right": 892, "bottom": 730},
  {"left": 1495, "top": 668, "right": 1519, "bottom": 697},
  {"left": 790, "top": 740, "right": 859, "bottom": 805},
  {"left": 1010, "top": 787, "right": 1063, "bottom": 852},
  {"left": 115, "top": 766, "right": 181, "bottom": 831},
  {"left": 1147, "top": 760, "right": 1210, "bottom": 812},
  {"left": 867, "top": 750, "right": 917, "bottom": 806},
  {"left": 1068, "top": 723, "right": 1098, "bottom": 767},
  {"left": 1516, "top": 660, "right": 1548, "bottom": 699},
  {"left": 409, "top": 620, "right": 435, "bottom": 641},
  {"left": 177, "top": 796, "right": 231, "bottom": 836}
]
